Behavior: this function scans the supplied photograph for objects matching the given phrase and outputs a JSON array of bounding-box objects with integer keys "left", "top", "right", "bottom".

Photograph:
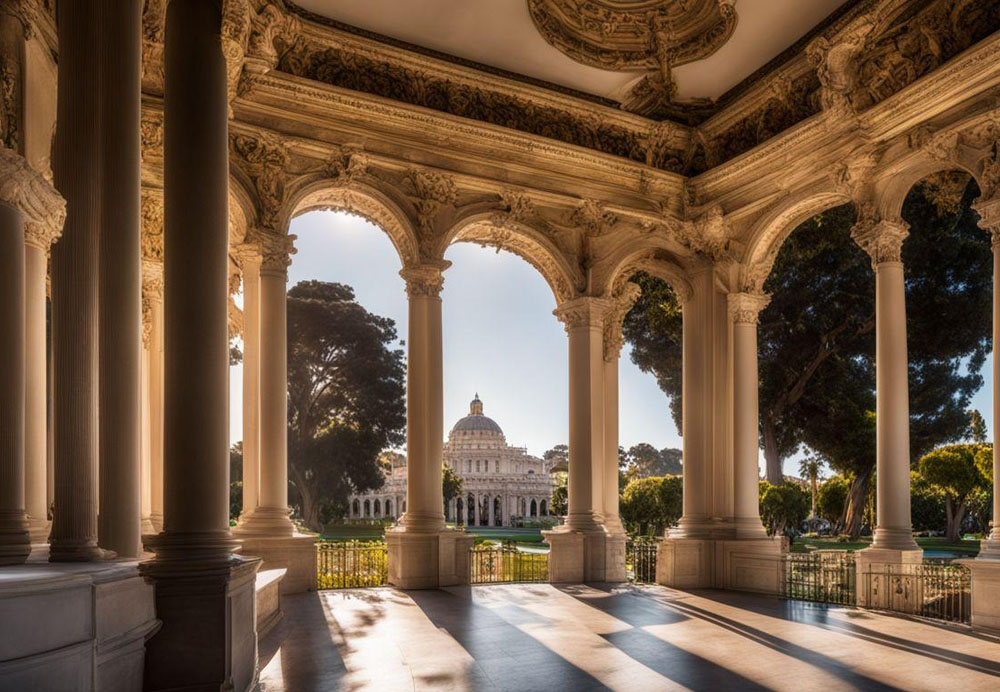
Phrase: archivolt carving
[
  {"left": 1, "top": 57, "right": 18, "bottom": 151},
  {"left": 287, "top": 180, "right": 420, "bottom": 268},
  {"left": 603, "top": 281, "right": 642, "bottom": 362},
  {"left": 601, "top": 243, "right": 692, "bottom": 304},
  {"left": 446, "top": 212, "right": 581, "bottom": 305}
]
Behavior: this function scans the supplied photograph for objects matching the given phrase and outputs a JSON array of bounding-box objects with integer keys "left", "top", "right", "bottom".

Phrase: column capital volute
[
  {"left": 602, "top": 282, "right": 641, "bottom": 361},
  {"left": 241, "top": 227, "right": 296, "bottom": 275},
  {"left": 0, "top": 147, "right": 65, "bottom": 249},
  {"left": 727, "top": 291, "right": 771, "bottom": 326},
  {"left": 850, "top": 208, "right": 909, "bottom": 266},
  {"left": 553, "top": 295, "right": 615, "bottom": 332},
  {"left": 400, "top": 261, "right": 450, "bottom": 298},
  {"left": 973, "top": 195, "right": 1000, "bottom": 249}
]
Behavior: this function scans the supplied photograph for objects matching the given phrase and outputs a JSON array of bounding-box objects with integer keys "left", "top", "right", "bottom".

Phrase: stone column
[
  {"left": 851, "top": 217, "right": 920, "bottom": 555},
  {"left": 141, "top": 2, "right": 259, "bottom": 689},
  {"left": 24, "top": 201, "right": 62, "bottom": 545},
  {"left": 97, "top": 0, "right": 143, "bottom": 560},
  {"left": 234, "top": 232, "right": 295, "bottom": 536},
  {"left": 974, "top": 199, "right": 1000, "bottom": 559},
  {"left": 49, "top": 1, "right": 103, "bottom": 562},
  {"left": 0, "top": 148, "right": 63, "bottom": 564},
  {"left": 146, "top": 267, "right": 165, "bottom": 533},
  {"left": 235, "top": 246, "right": 261, "bottom": 524},
  {"left": 544, "top": 297, "right": 613, "bottom": 583},
  {"left": 729, "top": 292, "right": 770, "bottom": 538}
]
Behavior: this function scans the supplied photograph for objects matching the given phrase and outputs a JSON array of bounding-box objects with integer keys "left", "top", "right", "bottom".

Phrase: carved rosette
[
  {"left": 0, "top": 146, "right": 66, "bottom": 249},
  {"left": 603, "top": 282, "right": 641, "bottom": 362},
  {"left": 727, "top": 291, "right": 771, "bottom": 326},
  {"left": 400, "top": 264, "right": 446, "bottom": 299},
  {"left": 553, "top": 295, "right": 615, "bottom": 334},
  {"left": 850, "top": 216, "right": 909, "bottom": 266}
]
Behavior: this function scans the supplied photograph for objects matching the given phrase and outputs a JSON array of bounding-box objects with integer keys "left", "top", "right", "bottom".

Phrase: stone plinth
[
  {"left": 386, "top": 528, "right": 475, "bottom": 589},
  {"left": 603, "top": 532, "right": 627, "bottom": 583},
  {"left": 657, "top": 536, "right": 784, "bottom": 593},
  {"left": 960, "top": 559, "right": 1000, "bottom": 635},
  {"left": 855, "top": 547, "right": 923, "bottom": 611},
  {"left": 140, "top": 555, "right": 260, "bottom": 692},
  {"left": 255, "top": 568, "right": 286, "bottom": 639},
  {"left": 238, "top": 533, "right": 316, "bottom": 595},
  {"left": 544, "top": 527, "right": 616, "bottom": 583}
]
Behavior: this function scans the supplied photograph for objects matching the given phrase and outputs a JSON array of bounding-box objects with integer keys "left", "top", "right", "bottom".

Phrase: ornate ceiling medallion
[{"left": 528, "top": 0, "right": 737, "bottom": 112}]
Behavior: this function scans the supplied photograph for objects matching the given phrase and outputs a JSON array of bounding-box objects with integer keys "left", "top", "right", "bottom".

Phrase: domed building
[{"left": 347, "top": 395, "right": 555, "bottom": 526}]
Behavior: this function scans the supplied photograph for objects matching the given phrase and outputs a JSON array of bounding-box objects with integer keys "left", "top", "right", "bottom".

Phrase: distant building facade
[{"left": 348, "top": 395, "right": 555, "bottom": 526}]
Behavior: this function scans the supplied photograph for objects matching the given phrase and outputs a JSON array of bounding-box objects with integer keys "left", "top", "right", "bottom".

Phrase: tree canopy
[
  {"left": 918, "top": 443, "right": 990, "bottom": 542},
  {"left": 286, "top": 280, "right": 406, "bottom": 530},
  {"left": 620, "top": 475, "right": 683, "bottom": 536}
]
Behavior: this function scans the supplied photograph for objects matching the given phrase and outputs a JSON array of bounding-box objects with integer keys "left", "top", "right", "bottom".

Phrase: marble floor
[{"left": 258, "top": 583, "right": 1000, "bottom": 691}]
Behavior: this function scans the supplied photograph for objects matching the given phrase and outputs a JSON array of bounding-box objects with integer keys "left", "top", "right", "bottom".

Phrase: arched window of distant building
[
  {"left": 530, "top": 499, "right": 537, "bottom": 517},
  {"left": 374, "top": 499, "right": 381, "bottom": 516},
  {"left": 364, "top": 499, "right": 371, "bottom": 517},
  {"left": 540, "top": 499, "right": 547, "bottom": 516},
  {"left": 494, "top": 460, "right": 499, "bottom": 473},
  {"left": 386, "top": 499, "right": 393, "bottom": 517},
  {"left": 352, "top": 499, "right": 360, "bottom": 517}
]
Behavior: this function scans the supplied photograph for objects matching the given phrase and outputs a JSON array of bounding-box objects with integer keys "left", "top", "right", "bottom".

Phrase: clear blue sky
[{"left": 229, "top": 210, "right": 995, "bottom": 478}]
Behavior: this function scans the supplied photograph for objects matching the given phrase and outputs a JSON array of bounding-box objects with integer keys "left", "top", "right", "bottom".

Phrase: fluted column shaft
[
  {"left": 0, "top": 201, "right": 29, "bottom": 564},
  {"left": 729, "top": 292, "right": 770, "bottom": 538},
  {"left": 398, "top": 265, "right": 447, "bottom": 533},
  {"left": 148, "top": 284, "right": 165, "bottom": 532},
  {"left": 853, "top": 219, "right": 919, "bottom": 552},
  {"left": 24, "top": 236, "right": 53, "bottom": 542},
  {"left": 555, "top": 296, "right": 613, "bottom": 532},
  {"left": 154, "top": 0, "right": 234, "bottom": 555},
  {"left": 97, "top": 0, "right": 143, "bottom": 559},
  {"left": 50, "top": 2, "right": 103, "bottom": 561},
  {"left": 238, "top": 252, "right": 261, "bottom": 521}
]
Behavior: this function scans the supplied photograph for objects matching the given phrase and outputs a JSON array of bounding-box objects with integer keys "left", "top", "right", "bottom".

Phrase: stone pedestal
[
  {"left": 238, "top": 533, "right": 316, "bottom": 594},
  {"left": 855, "top": 547, "right": 924, "bottom": 611},
  {"left": 959, "top": 559, "right": 1000, "bottom": 635},
  {"left": 386, "top": 529, "right": 474, "bottom": 589},
  {"left": 603, "top": 531, "right": 627, "bottom": 583},
  {"left": 141, "top": 555, "right": 260, "bottom": 692},
  {"left": 544, "top": 527, "right": 613, "bottom": 583},
  {"left": 656, "top": 536, "right": 783, "bottom": 594}
]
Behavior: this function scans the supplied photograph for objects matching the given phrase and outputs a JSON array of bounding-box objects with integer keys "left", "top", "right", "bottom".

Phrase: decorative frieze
[
  {"left": 400, "top": 264, "right": 446, "bottom": 299},
  {"left": 727, "top": 291, "right": 771, "bottom": 326},
  {"left": 0, "top": 146, "right": 65, "bottom": 248}
]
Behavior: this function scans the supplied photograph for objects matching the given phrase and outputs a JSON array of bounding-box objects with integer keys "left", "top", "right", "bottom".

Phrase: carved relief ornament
[
  {"left": 0, "top": 146, "right": 65, "bottom": 248},
  {"left": 850, "top": 211, "right": 909, "bottom": 266},
  {"left": 727, "top": 291, "right": 770, "bottom": 326},
  {"left": 244, "top": 227, "right": 296, "bottom": 274},
  {"left": 230, "top": 130, "right": 290, "bottom": 231},
  {"left": 400, "top": 264, "right": 446, "bottom": 299},
  {"left": 553, "top": 295, "right": 614, "bottom": 333},
  {"left": 141, "top": 190, "right": 164, "bottom": 262}
]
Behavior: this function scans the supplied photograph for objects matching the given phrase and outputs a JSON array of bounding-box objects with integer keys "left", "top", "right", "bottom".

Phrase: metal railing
[
  {"left": 862, "top": 561, "right": 971, "bottom": 624},
  {"left": 781, "top": 551, "right": 856, "bottom": 606},
  {"left": 316, "top": 540, "right": 388, "bottom": 589},
  {"left": 470, "top": 543, "right": 548, "bottom": 584},
  {"left": 626, "top": 538, "right": 658, "bottom": 583}
]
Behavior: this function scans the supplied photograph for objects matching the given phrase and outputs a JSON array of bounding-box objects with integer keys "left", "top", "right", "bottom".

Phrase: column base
[
  {"left": 958, "top": 558, "right": 1000, "bottom": 634},
  {"left": 543, "top": 527, "right": 620, "bottom": 583},
  {"left": 0, "top": 511, "right": 32, "bottom": 566},
  {"left": 150, "top": 513, "right": 163, "bottom": 534},
  {"left": 140, "top": 516, "right": 156, "bottom": 537},
  {"left": 976, "top": 537, "right": 1000, "bottom": 561},
  {"left": 237, "top": 533, "right": 316, "bottom": 594},
  {"left": 232, "top": 506, "right": 296, "bottom": 538},
  {"left": 870, "top": 526, "right": 921, "bottom": 552},
  {"left": 48, "top": 537, "right": 106, "bottom": 563},
  {"left": 26, "top": 516, "right": 50, "bottom": 545},
  {"left": 385, "top": 527, "right": 475, "bottom": 589},
  {"left": 139, "top": 553, "right": 261, "bottom": 692},
  {"left": 656, "top": 536, "right": 783, "bottom": 594}
]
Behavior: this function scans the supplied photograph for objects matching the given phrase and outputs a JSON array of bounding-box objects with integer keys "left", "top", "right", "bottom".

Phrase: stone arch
[
  {"left": 280, "top": 177, "right": 421, "bottom": 268},
  {"left": 872, "top": 152, "right": 985, "bottom": 224},
  {"left": 443, "top": 210, "right": 581, "bottom": 305},
  {"left": 600, "top": 240, "right": 693, "bottom": 302},
  {"left": 741, "top": 186, "right": 853, "bottom": 292}
]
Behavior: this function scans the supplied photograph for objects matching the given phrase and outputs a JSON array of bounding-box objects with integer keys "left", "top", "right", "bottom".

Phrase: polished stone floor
[{"left": 258, "top": 583, "right": 1000, "bottom": 691}]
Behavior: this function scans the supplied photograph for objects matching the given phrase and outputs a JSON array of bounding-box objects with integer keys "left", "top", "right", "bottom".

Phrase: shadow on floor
[{"left": 258, "top": 591, "right": 349, "bottom": 692}]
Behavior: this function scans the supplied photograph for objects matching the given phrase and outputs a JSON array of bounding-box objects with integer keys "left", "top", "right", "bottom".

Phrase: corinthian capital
[
  {"left": 243, "top": 227, "right": 296, "bottom": 274},
  {"left": 0, "top": 146, "right": 65, "bottom": 249},
  {"left": 603, "top": 282, "right": 641, "bottom": 362},
  {"left": 553, "top": 295, "right": 615, "bottom": 332},
  {"left": 728, "top": 292, "right": 771, "bottom": 326},
  {"left": 973, "top": 195, "right": 1000, "bottom": 249},
  {"left": 400, "top": 264, "right": 447, "bottom": 298},
  {"left": 850, "top": 207, "right": 908, "bottom": 266}
]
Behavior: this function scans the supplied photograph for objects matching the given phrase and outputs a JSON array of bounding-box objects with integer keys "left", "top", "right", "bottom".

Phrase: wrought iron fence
[
  {"left": 626, "top": 538, "right": 658, "bottom": 583},
  {"left": 781, "top": 551, "right": 856, "bottom": 606},
  {"left": 470, "top": 543, "right": 548, "bottom": 584},
  {"left": 862, "top": 561, "right": 971, "bottom": 624},
  {"left": 316, "top": 540, "right": 388, "bottom": 589}
]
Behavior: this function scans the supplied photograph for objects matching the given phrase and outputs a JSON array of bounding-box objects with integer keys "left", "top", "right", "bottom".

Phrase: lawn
[
  {"left": 320, "top": 524, "right": 549, "bottom": 547},
  {"left": 790, "top": 535, "right": 980, "bottom": 556}
]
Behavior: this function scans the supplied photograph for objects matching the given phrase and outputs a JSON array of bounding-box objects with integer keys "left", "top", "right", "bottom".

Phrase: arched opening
[
  {"left": 530, "top": 499, "right": 537, "bottom": 518},
  {"left": 493, "top": 496, "right": 502, "bottom": 526},
  {"left": 467, "top": 493, "right": 475, "bottom": 525},
  {"left": 373, "top": 498, "right": 381, "bottom": 517},
  {"left": 540, "top": 499, "right": 547, "bottom": 516},
  {"left": 385, "top": 499, "right": 393, "bottom": 518},
  {"left": 456, "top": 497, "right": 464, "bottom": 526},
  {"left": 364, "top": 499, "right": 371, "bottom": 518},
  {"left": 352, "top": 498, "right": 360, "bottom": 517}
]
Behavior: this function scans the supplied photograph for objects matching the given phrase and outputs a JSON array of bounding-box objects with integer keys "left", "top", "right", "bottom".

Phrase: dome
[{"left": 450, "top": 394, "right": 504, "bottom": 436}]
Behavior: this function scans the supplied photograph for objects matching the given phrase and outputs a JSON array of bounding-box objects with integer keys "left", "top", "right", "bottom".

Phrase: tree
[
  {"left": 969, "top": 409, "right": 988, "bottom": 444},
  {"left": 918, "top": 443, "right": 989, "bottom": 542},
  {"left": 551, "top": 473, "right": 567, "bottom": 516},
  {"left": 798, "top": 456, "right": 822, "bottom": 517},
  {"left": 286, "top": 281, "right": 406, "bottom": 531},
  {"left": 229, "top": 442, "right": 244, "bottom": 522},
  {"left": 816, "top": 475, "right": 850, "bottom": 530},
  {"left": 543, "top": 444, "right": 569, "bottom": 472},
  {"left": 910, "top": 470, "right": 946, "bottom": 534},
  {"left": 625, "top": 443, "right": 682, "bottom": 478},
  {"left": 442, "top": 465, "right": 463, "bottom": 509},
  {"left": 759, "top": 481, "right": 810, "bottom": 536},
  {"left": 620, "top": 475, "right": 683, "bottom": 536}
]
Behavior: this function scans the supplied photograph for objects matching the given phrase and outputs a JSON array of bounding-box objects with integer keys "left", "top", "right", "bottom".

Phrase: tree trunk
[
  {"left": 843, "top": 468, "right": 872, "bottom": 538},
  {"left": 945, "top": 499, "right": 967, "bottom": 544},
  {"left": 290, "top": 461, "right": 322, "bottom": 532},
  {"left": 810, "top": 476, "right": 818, "bottom": 517},
  {"left": 762, "top": 418, "right": 782, "bottom": 485}
]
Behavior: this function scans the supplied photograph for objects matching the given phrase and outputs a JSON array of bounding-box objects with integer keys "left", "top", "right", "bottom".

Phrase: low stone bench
[{"left": 256, "top": 568, "right": 286, "bottom": 639}]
